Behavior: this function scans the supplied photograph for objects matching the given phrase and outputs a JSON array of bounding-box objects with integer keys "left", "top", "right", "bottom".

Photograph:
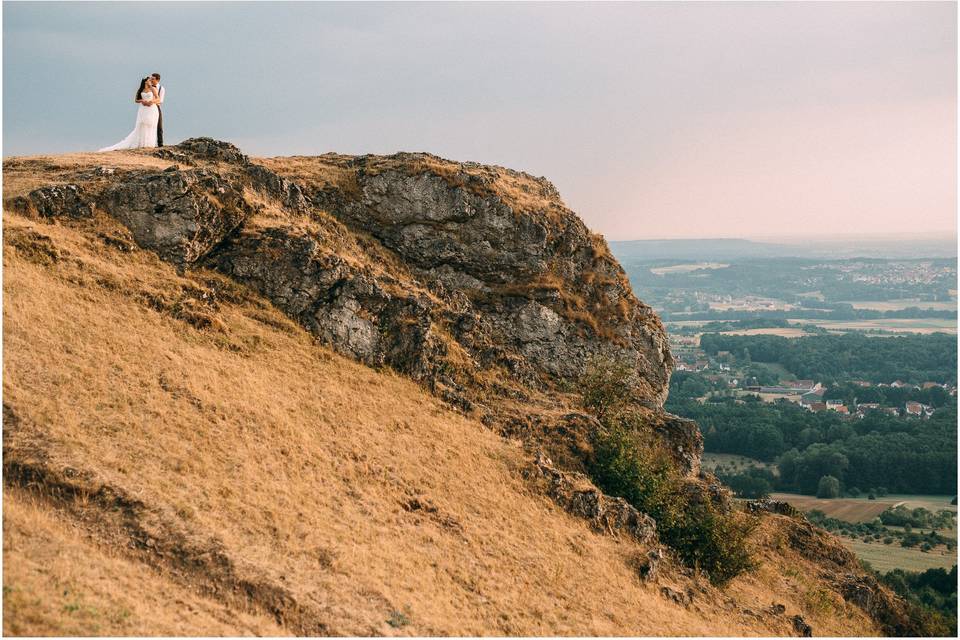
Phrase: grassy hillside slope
[{"left": 2, "top": 149, "right": 885, "bottom": 636}]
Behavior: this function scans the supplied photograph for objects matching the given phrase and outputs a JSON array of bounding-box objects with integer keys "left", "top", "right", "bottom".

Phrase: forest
[
  {"left": 672, "top": 396, "right": 957, "bottom": 495},
  {"left": 698, "top": 332, "right": 957, "bottom": 384}
]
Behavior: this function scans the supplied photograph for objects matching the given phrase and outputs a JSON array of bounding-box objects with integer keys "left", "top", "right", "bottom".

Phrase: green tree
[{"left": 816, "top": 475, "right": 841, "bottom": 499}]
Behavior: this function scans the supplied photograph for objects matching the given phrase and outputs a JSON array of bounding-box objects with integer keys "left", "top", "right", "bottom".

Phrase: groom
[{"left": 150, "top": 73, "right": 165, "bottom": 147}]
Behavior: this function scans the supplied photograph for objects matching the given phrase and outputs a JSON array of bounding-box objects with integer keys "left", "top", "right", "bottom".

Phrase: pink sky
[{"left": 581, "top": 96, "right": 957, "bottom": 240}]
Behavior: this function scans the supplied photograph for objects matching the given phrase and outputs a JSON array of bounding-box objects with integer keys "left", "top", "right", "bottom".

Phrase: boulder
[
  {"left": 13, "top": 184, "right": 93, "bottom": 219},
  {"left": 528, "top": 452, "right": 656, "bottom": 544},
  {"left": 99, "top": 168, "right": 257, "bottom": 266},
  {"left": 653, "top": 412, "right": 704, "bottom": 477}
]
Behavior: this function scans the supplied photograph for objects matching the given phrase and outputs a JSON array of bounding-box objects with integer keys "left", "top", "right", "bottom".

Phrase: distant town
[
  {"left": 613, "top": 238, "right": 957, "bottom": 585},
  {"left": 671, "top": 335, "right": 956, "bottom": 419}
]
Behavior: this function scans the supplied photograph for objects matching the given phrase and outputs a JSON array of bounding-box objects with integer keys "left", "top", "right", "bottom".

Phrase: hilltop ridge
[{"left": 2, "top": 139, "right": 929, "bottom": 635}]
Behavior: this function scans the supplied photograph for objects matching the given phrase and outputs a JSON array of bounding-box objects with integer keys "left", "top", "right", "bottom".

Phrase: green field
[
  {"left": 786, "top": 317, "right": 957, "bottom": 335},
  {"left": 840, "top": 299, "right": 958, "bottom": 312},
  {"left": 702, "top": 452, "right": 775, "bottom": 473},
  {"left": 842, "top": 539, "right": 957, "bottom": 573},
  {"left": 768, "top": 492, "right": 958, "bottom": 572}
]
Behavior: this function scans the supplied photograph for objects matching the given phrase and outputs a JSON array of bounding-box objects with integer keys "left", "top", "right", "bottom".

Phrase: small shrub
[
  {"left": 589, "top": 423, "right": 756, "bottom": 586},
  {"left": 579, "top": 356, "right": 636, "bottom": 421},
  {"left": 387, "top": 609, "right": 411, "bottom": 628}
]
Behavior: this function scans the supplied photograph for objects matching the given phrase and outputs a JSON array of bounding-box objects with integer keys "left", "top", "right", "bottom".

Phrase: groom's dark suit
[{"left": 155, "top": 84, "right": 165, "bottom": 147}]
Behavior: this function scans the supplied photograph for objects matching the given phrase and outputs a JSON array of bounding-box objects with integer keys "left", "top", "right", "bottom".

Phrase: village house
[
  {"left": 891, "top": 380, "right": 920, "bottom": 390},
  {"left": 807, "top": 402, "right": 828, "bottom": 413},
  {"left": 905, "top": 401, "right": 925, "bottom": 416},
  {"left": 783, "top": 379, "right": 819, "bottom": 392}
]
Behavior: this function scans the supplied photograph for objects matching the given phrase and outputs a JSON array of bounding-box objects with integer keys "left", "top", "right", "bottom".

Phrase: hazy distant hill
[
  {"left": 611, "top": 235, "right": 957, "bottom": 263},
  {"left": 610, "top": 238, "right": 794, "bottom": 262}
]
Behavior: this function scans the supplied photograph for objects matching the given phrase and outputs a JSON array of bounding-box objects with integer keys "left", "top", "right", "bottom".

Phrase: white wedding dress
[{"left": 98, "top": 91, "right": 159, "bottom": 151}]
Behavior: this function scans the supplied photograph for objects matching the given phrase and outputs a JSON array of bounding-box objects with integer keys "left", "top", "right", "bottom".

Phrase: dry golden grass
[
  {"left": 2, "top": 148, "right": 889, "bottom": 636},
  {"left": 2, "top": 150, "right": 174, "bottom": 199},
  {"left": 726, "top": 518, "right": 880, "bottom": 636},
  {"left": 1, "top": 208, "right": 852, "bottom": 636},
  {"left": 3, "top": 487, "right": 287, "bottom": 636}
]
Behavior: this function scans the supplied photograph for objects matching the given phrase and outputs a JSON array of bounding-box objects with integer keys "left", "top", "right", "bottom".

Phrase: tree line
[
  {"left": 667, "top": 390, "right": 957, "bottom": 494},
  {"left": 699, "top": 332, "right": 957, "bottom": 384}
]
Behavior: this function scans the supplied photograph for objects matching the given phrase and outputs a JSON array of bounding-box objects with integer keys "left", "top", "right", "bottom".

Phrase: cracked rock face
[
  {"left": 14, "top": 184, "right": 93, "bottom": 219},
  {"left": 308, "top": 158, "right": 673, "bottom": 403},
  {"left": 329, "top": 170, "right": 554, "bottom": 280},
  {"left": 528, "top": 452, "right": 657, "bottom": 544},
  {"left": 99, "top": 169, "right": 257, "bottom": 266},
  {"left": 208, "top": 223, "right": 447, "bottom": 382}
]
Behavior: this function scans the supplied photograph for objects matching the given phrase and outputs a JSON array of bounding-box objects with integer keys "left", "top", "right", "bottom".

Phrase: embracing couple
[{"left": 98, "top": 73, "right": 166, "bottom": 151}]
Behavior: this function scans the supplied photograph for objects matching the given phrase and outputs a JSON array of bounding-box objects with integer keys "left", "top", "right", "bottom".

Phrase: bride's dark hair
[{"left": 134, "top": 77, "right": 150, "bottom": 102}]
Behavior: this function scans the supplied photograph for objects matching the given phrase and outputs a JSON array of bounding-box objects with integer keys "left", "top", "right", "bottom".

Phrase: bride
[{"left": 98, "top": 77, "right": 160, "bottom": 151}]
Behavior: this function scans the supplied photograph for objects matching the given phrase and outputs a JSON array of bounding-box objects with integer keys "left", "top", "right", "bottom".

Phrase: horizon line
[{"left": 611, "top": 231, "right": 958, "bottom": 243}]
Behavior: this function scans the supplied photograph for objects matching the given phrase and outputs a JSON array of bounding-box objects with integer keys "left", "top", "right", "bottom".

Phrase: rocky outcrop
[
  {"left": 209, "top": 223, "right": 448, "bottom": 383},
  {"left": 766, "top": 511, "right": 926, "bottom": 636},
  {"left": 744, "top": 499, "right": 802, "bottom": 518},
  {"left": 99, "top": 168, "right": 256, "bottom": 266},
  {"left": 4, "top": 137, "right": 686, "bottom": 478},
  {"left": 13, "top": 184, "right": 93, "bottom": 219},
  {"left": 527, "top": 452, "right": 656, "bottom": 543},
  {"left": 835, "top": 573, "right": 925, "bottom": 636},
  {"left": 293, "top": 152, "right": 674, "bottom": 405}
]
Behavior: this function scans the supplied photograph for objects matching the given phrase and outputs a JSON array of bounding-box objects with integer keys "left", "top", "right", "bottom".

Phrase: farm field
[
  {"left": 839, "top": 299, "right": 957, "bottom": 312},
  {"left": 841, "top": 539, "right": 957, "bottom": 573},
  {"left": 786, "top": 318, "right": 957, "bottom": 335},
  {"left": 665, "top": 320, "right": 713, "bottom": 328},
  {"left": 717, "top": 327, "right": 812, "bottom": 337},
  {"left": 769, "top": 493, "right": 957, "bottom": 524},
  {"left": 649, "top": 262, "right": 730, "bottom": 275},
  {"left": 730, "top": 389, "right": 804, "bottom": 405},
  {"left": 770, "top": 494, "right": 891, "bottom": 522}
]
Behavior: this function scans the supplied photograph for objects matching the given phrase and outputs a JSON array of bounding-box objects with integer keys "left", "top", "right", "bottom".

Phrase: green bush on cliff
[
  {"left": 579, "top": 355, "right": 637, "bottom": 421},
  {"left": 588, "top": 420, "right": 756, "bottom": 586}
]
